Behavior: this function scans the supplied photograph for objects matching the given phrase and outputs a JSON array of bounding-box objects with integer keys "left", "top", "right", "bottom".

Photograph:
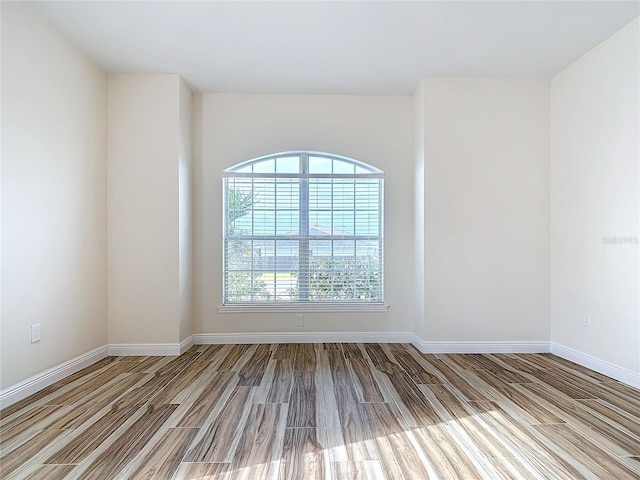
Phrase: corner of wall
[{"left": 412, "top": 79, "right": 426, "bottom": 341}]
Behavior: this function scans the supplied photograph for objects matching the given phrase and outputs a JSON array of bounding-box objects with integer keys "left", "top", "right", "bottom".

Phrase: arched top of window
[{"left": 224, "top": 151, "right": 383, "bottom": 177}]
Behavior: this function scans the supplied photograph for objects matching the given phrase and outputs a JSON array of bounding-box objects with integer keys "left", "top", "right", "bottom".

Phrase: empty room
[{"left": 1, "top": 1, "right": 639, "bottom": 479}]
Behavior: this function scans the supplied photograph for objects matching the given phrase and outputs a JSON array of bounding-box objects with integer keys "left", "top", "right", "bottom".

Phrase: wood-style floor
[{"left": 1, "top": 344, "right": 639, "bottom": 479}]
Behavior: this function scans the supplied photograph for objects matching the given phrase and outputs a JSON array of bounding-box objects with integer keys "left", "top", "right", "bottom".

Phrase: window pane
[
  {"left": 254, "top": 180, "right": 275, "bottom": 209},
  {"left": 355, "top": 210, "right": 379, "bottom": 236},
  {"left": 355, "top": 164, "right": 373, "bottom": 174},
  {"left": 233, "top": 216, "right": 253, "bottom": 236},
  {"left": 309, "top": 240, "right": 331, "bottom": 258},
  {"left": 308, "top": 241, "right": 332, "bottom": 300},
  {"left": 259, "top": 272, "right": 277, "bottom": 300},
  {"left": 253, "top": 158, "right": 275, "bottom": 173},
  {"left": 226, "top": 240, "right": 252, "bottom": 270},
  {"left": 333, "top": 158, "right": 355, "bottom": 174},
  {"left": 355, "top": 240, "right": 380, "bottom": 264},
  {"left": 234, "top": 164, "right": 252, "bottom": 173},
  {"left": 332, "top": 181, "right": 355, "bottom": 210},
  {"left": 276, "top": 156, "right": 300, "bottom": 173},
  {"left": 275, "top": 180, "right": 299, "bottom": 209},
  {"left": 309, "top": 212, "right": 332, "bottom": 235},
  {"left": 355, "top": 181, "right": 380, "bottom": 209},
  {"left": 333, "top": 211, "right": 354, "bottom": 235},
  {"left": 275, "top": 241, "right": 298, "bottom": 269},
  {"left": 308, "top": 156, "right": 332, "bottom": 173},
  {"left": 333, "top": 239, "right": 355, "bottom": 258},
  {"left": 253, "top": 210, "right": 275, "bottom": 235},
  {"left": 252, "top": 240, "right": 274, "bottom": 269},
  {"left": 276, "top": 210, "right": 298, "bottom": 235},
  {"left": 274, "top": 240, "right": 298, "bottom": 300},
  {"left": 309, "top": 181, "right": 332, "bottom": 210},
  {"left": 226, "top": 181, "right": 254, "bottom": 235}
]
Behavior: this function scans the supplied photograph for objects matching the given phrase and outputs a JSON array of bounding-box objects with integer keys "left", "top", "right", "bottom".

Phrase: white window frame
[{"left": 219, "top": 151, "right": 389, "bottom": 313}]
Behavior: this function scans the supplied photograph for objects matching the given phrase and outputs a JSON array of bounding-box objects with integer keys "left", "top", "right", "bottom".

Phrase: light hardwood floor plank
[
  {"left": 264, "top": 360, "right": 293, "bottom": 404},
  {"left": 230, "top": 403, "right": 288, "bottom": 480},
  {"left": 0, "top": 406, "right": 63, "bottom": 445},
  {"left": 326, "top": 350, "right": 351, "bottom": 386},
  {"left": 44, "top": 404, "right": 141, "bottom": 464},
  {"left": 76, "top": 404, "right": 178, "bottom": 480},
  {"left": 468, "top": 401, "right": 591, "bottom": 480},
  {"left": 286, "top": 371, "right": 316, "bottom": 428},
  {"left": 348, "top": 358, "right": 385, "bottom": 403},
  {"left": 470, "top": 369, "right": 565, "bottom": 425},
  {"left": 237, "top": 348, "right": 273, "bottom": 386},
  {"left": 519, "top": 382, "right": 640, "bottom": 456},
  {"left": 149, "top": 360, "right": 212, "bottom": 405},
  {"left": 20, "top": 464, "right": 76, "bottom": 480},
  {"left": 0, "top": 429, "right": 70, "bottom": 478},
  {"left": 127, "top": 427, "right": 198, "bottom": 480},
  {"left": 363, "top": 402, "right": 432, "bottom": 479},
  {"left": 532, "top": 423, "right": 640, "bottom": 480},
  {"left": 279, "top": 427, "right": 324, "bottom": 480},
  {"left": 184, "top": 386, "right": 254, "bottom": 463},
  {"left": 330, "top": 461, "right": 386, "bottom": 480},
  {"left": 172, "top": 462, "right": 230, "bottom": 480},
  {"left": 486, "top": 457, "right": 543, "bottom": 480},
  {"left": 411, "top": 424, "right": 486, "bottom": 479},
  {"left": 334, "top": 385, "right": 380, "bottom": 462},
  {"left": 176, "top": 372, "right": 236, "bottom": 428}
]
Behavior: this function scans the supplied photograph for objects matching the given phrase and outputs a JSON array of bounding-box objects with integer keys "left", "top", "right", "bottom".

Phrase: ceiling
[{"left": 30, "top": 1, "right": 639, "bottom": 95}]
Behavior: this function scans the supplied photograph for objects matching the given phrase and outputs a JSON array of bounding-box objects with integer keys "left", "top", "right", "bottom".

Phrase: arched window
[{"left": 222, "top": 152, "right": 384, "bottom": 305}]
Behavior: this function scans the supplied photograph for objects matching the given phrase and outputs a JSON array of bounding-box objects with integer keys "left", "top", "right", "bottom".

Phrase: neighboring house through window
[{"left": 222, "top": 152, "right": 384, "bottom": 306}]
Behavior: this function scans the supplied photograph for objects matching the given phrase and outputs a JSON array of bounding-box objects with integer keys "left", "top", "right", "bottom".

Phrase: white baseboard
[
  {"left": 184, "top": 334, "right": 550, "bottom": 356},
  {"left": 180, "top": 335, "right": 195, "bottom": 354},
  {"left": 106, "top": 336, "right": 195, "bottom": 357},
  {"left": 194, "top": 331, "right": 415, "bottom": 345},
  {"left": 0, "top": 345, "right": 108, "bottom": 410},
  {"left": 411, "top": 339, "right": 551, "bottom": 354},
  {"left": 107, "top": 343, "right": 182, "bottom": 356},
  {"left": 550, "top": 343, "right": 640, "bottom": 388}
]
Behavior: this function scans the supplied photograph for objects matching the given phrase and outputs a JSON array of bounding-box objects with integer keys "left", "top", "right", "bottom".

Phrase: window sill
[{"left": 218, "top": 302, "right": 390, "bottom": 314}]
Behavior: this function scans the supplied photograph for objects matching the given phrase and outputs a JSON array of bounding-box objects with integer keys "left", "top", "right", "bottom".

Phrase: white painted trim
[
  {"left": 194, "top": 333, "right": 550, "bottom": 354},
  {"left": 218, "top": 303, "right": 390, "bottom": 313},
  {"left": 411, "top": 338, "right": 551, "bottom": 354},
  {"left": 180, "top": 335, "right": 195, "bottom": 354},
  {"left": 194, "top": 331, "right": 414, "bottom": 345},
  {"left": 550, "top": 342, "right": 640, "bottom": 388},
  {"left": 107, "top": 343, "right": 181, "bottom": 356},
  {"left": 0, "top": 345, "right": 108, "bottom": 409}
]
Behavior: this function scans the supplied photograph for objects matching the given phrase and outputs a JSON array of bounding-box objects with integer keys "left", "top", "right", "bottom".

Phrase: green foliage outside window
[
  {"left": 226, "top": 188, "right": 271, "bottom": 301},
  {"left": 288, "top": 257, "right": 381, "bottom": 301}
]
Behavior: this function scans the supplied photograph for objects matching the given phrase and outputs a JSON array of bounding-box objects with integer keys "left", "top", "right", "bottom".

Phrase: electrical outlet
[
  {"left": 31, "top": 324, "right": 41, "bottom": 343},
  {"left": 296, "top": 314, "right": 304, "bottom": 327},
  {"left": 582, "top": 313, "right": 591, "bottom": 327}
]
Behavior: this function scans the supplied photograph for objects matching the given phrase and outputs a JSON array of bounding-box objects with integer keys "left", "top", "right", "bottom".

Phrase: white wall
[
  {"left": 193, "top": 94, "right": 415, "bottom": 335},
  {"left": 421, "top": 78, "right": 550, "bottom": 342},
  {"left": 550, "top": 19, "right": 639, "bottom": 379},
  {"left": 1, "top": 3, "right": 107, "bottom": 388},
  {"left": 107, "top": 74, "right": 182, "bottom": 345}
]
